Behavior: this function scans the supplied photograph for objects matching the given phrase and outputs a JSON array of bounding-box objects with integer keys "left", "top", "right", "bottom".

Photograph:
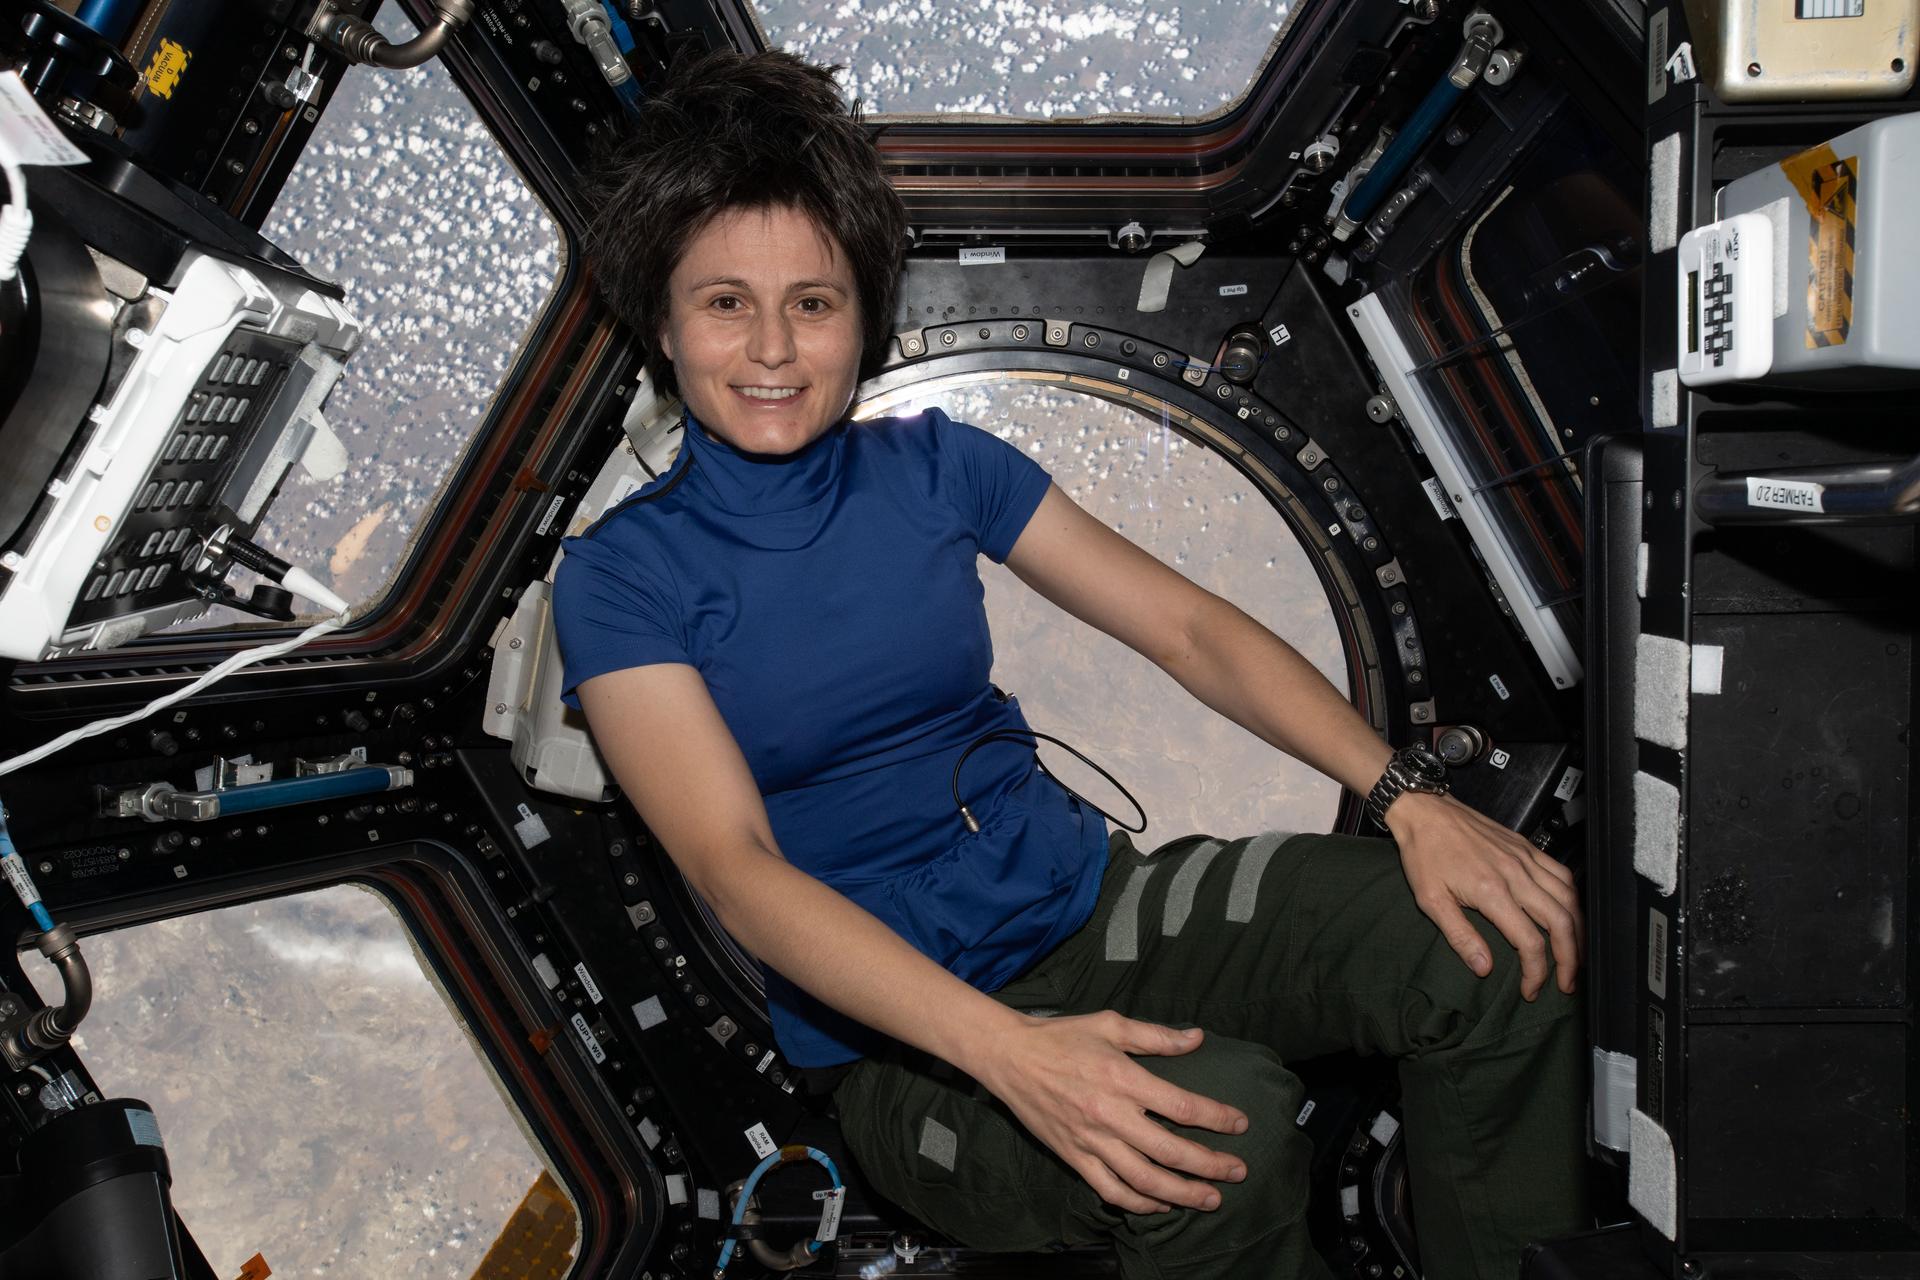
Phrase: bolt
[
  {"left": 509, "top": 637, "right": 522, "bottom": 649},
  {"left": 1392, "top": 601, "right": 1409, "bottom": 616},
  {"left": 37, "top": 862, "right": 52, "bottom": 875},
  {"left": 1363, "top": 536, "right": 1380, "bottom": 552},
  {"left": 1747, "top": 62, "right": 1763, "bottom": 77}
]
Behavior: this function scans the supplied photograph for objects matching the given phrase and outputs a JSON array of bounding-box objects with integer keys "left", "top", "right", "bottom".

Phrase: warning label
[
  {"left": 144, "top": 39, "right": 192, "bottom": 101},
  {"left": 1778, "top": 144, "right": 1857, "bottom": 349}
]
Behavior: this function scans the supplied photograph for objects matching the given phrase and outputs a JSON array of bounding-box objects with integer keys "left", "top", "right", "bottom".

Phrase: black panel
[
  {"left": 1687, "top": 1024, "right": 1907, "bottom": 1221},
  {"left": 1687, "top": 612, "right": 1910, "bottom": 1009}
]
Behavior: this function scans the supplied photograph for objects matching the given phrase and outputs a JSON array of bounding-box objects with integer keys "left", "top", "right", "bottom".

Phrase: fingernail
[
  {"left": 1202, "top": 1193, "right": 1220, "bottom": 1210},
  {"left": 1155, "top": 1202, "right": 1173, "bottom": 1214},
  {"left": 1229, "top": 1165, "right": 1246, "bottom": 1181},
  {"left": 1234, "top": 1116, "right": 1248, "bottom": 1133}
]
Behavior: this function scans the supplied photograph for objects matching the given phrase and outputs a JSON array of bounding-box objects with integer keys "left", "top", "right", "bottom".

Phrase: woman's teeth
[{"left": 737, "top": 387, "right": 801, "bottom": 400}]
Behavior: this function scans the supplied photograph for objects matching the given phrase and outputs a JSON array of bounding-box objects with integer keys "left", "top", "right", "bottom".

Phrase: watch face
[{"left": 1403, "top": 745, "right": 1448, "bottom": 784}]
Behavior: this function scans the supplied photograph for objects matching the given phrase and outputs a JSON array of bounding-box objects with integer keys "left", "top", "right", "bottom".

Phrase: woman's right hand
[{"left": 970, "top": 1010, "right": 1251, "bottom": 1215}]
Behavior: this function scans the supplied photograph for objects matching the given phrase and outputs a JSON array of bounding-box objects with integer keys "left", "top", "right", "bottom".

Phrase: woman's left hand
[{"left": 1385, "top": 791, "right": 1584, "bottom": 1001}]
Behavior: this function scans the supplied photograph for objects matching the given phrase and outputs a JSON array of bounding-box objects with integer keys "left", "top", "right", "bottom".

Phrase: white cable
[
  {"left": 0, "top": 610, "right": 350, "bottom": 778},
  {"left": 0, "top": 152, "right": 31, "bottom": 283}
]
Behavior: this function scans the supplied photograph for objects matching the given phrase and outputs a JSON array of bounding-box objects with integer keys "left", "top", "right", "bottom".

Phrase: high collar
[{"left": 680, "top": 408, "right": 849, "bottom": 516}]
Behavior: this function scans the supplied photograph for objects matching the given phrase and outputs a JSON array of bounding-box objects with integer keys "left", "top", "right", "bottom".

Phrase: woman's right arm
[{"left": 578, "top": 663, "right": 1250, "bottom": 1214}]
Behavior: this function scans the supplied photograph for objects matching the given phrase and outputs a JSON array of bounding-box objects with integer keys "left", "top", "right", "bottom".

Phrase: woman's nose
[{"left": 746, "top": 310, "right": 797, "bottom": 366}]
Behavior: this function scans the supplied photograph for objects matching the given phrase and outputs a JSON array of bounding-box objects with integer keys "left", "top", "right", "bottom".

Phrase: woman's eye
[
  {"left": 711, "top": 296, "right": 741, "bottom": 312},
  {"left": 798, "top": 297, "right": 828, "bottom": 314}
]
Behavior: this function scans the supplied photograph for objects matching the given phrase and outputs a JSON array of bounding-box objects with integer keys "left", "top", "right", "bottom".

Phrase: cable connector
[{"left": 0, "top": 803, "right": 53, "bottom": 933}]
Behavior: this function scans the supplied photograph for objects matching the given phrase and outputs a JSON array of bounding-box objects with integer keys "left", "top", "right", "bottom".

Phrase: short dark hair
[{"left": 580, "top": 49, "right": 908, "bottom": 397}]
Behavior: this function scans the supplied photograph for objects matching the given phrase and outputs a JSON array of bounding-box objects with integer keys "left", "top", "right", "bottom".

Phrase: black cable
[{"left": 952, "top": 729, "right": 1147, "bottom": 835}]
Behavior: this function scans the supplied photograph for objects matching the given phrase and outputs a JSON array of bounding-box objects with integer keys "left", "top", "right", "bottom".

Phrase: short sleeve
[
  {"left": 927, "top": 407, "right": 1052, "bottom": 562},
  {"left": 551, "top": 532, "right": 691, "bottom": 708}
]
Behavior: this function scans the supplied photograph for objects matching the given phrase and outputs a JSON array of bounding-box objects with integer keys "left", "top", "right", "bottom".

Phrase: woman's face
[{"left": 659, "top": 203, "right": 864, "bottom": 457}]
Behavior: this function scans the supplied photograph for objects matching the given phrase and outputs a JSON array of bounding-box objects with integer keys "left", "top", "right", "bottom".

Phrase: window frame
[{"left": 18, "top": 840, "right": 666, "bottom": 1277}]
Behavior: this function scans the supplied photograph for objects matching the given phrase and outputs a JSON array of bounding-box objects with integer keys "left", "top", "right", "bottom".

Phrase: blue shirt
[{"left": 552, "top": 406, "right": 1109, "bottom": 1066}]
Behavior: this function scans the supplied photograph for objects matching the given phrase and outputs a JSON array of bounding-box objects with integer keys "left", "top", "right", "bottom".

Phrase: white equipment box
[{"left": 1713, "top": 113, "right": 1920, "bottom": 389}]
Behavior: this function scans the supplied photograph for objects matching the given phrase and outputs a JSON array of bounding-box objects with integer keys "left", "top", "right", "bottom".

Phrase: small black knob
[
  {"left": 247, "top": 583, "right": 295, "bottom": 621},
  {"left": 148, "top": 730, "right": 180, "bottom": 757},
  {"left": 341, "top": 710, "right": 371, "bottom": 733}
]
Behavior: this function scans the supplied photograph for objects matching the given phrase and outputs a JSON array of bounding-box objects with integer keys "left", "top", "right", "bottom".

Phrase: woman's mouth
[{"left": 734, "top": 386, "right": 804, "bottom": 403}]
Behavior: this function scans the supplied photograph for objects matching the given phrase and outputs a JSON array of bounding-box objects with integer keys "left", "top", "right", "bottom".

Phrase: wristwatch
[{"left": 1365, "top": 744, "right": 1451, "bottom": 829}]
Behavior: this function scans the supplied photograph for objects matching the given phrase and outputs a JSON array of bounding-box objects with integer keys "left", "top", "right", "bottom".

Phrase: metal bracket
[{"left": 0, "top": 993, "right": 34, "bottom": 1072}]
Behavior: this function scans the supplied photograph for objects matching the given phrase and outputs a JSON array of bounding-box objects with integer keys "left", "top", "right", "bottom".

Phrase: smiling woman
[
  {"left": 657, "top": 206, "right": 865, "bottom": 457},
  {"left": 556, "top": 45, "right": 1588, "bottom": 1280}
]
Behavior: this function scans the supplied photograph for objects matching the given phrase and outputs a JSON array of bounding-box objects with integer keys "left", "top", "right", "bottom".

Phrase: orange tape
[{"left": 1778, "top": 143, "right": 1858, "bottom": 349}]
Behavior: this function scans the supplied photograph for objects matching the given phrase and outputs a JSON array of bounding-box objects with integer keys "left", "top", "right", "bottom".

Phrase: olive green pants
[{"left": 831, "top": 830, "right": 1589, "bottom": 1280}]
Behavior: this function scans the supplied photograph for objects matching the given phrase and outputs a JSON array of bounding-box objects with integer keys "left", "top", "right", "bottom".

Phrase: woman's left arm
[{"left": 1004, "top": 484, "right": 1582, "bottom": 999}]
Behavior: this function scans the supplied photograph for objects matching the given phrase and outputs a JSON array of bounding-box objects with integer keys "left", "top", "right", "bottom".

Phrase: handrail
[{"left": 1693, "top": 452, "right": 1920, "bottom": 527}]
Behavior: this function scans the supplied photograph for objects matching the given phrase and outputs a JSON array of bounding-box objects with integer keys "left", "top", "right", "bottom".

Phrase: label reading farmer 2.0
[{"left": 1746, "top": 476, "right": 1825, "bottom": 514}]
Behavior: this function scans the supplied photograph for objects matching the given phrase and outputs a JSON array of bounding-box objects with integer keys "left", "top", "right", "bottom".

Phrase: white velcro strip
[
  {"left": 1650, "top": 134, "right": 1682, "bottom": 253},
  {"left": 1634, "top": 633, "right": 1690, "bottom": 750},
  {"left": 1633, "top": 771, "right": 1681, "bottom": 897},
  {"left": 1651, "top": 367, "right": 1679, "bottom": 428},
  {"left": 1628, "top": 1108, "right": 1677, "bottom": 1240}
]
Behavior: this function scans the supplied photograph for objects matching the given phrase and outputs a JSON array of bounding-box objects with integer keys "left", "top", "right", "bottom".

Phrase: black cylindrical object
[{"left": 0, "top": 1099, "right": 187, "bottom": 1280}]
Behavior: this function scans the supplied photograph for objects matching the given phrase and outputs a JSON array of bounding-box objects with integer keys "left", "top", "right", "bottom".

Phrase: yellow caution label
[
  {"left": 1779, "top": 144, "right": 1857, "bottom": 349},
  {"left": 143, "top": 38, "right": 191, "bottom": 100}
]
